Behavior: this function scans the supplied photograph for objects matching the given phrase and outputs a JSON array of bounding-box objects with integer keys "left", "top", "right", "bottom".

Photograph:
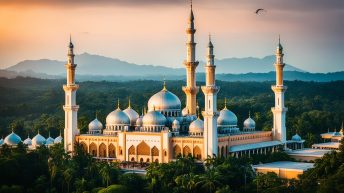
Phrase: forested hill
[
  {"left": 1, "top": 70, "right": 344, "bottom": 82},
  {"left": 0, "top": 77, "right": 343, "bottom": 147}
]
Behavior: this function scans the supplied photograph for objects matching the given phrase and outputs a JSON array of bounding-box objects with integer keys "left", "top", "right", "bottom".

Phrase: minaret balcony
[
  {"left": 63, "top": 84, "right": 79, "bottom": 91},
  {"left": 201, "top": 86, "right": 220, "bottom": 95},
  {"left": 271, "top": 85, "right": 287, "bottom": 92},
  {"left": 183, "top": 60, "right": 199, "bottom": 68},
  {"left": 182, "top": 86, "right": 199, "bottom": 95},
  {"left": 202, "top": 111, "right": 219, "bottom": 118}
]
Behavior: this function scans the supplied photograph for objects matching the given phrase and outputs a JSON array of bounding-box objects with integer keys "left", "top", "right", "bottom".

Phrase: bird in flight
[{"left": 255, "top": 8, "right": 266, "bottom": 15}]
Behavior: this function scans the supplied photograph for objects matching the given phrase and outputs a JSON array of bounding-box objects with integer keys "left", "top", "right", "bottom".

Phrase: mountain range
[
  {"left": 2, "top": 53, "right": 343, "bottom": 82},
  {"left": 6, "top": 53, "right": 304, "bottom": 76}
]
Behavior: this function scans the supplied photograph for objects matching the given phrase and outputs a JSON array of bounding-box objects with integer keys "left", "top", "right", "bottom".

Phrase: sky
[{"left": 0, "top": 0, "right": 343, "bottom": 72}]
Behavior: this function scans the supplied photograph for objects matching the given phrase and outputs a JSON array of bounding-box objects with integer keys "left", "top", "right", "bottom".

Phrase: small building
[
  {"left": 253, "top": 161, "right": 314, "bottom": 179},
  {"left": 287, "top": 148, "right": 332, "bottom": 162}
]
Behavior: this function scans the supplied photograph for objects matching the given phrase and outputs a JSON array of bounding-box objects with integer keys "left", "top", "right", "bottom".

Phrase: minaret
[
  {"left": 63, "top": 36, "right": 79, "bottom": 153},
  {"left": 271, "top": 36, "right": 288, "bottom": 145},
  {"left": 182, "top": 1, "right": 199, "bottom": 115},
  {"left": 202, "top": 35, "right": 220, "bottom": 158}
]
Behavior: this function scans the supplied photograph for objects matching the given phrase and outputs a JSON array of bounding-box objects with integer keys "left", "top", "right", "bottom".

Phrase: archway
[
  {"left": 146, "top": 158, "right": 150, "bottom": 162},
  {"left": 193, "top": 146, "right": 202, "bottom": 160},
  {"left": 80, "top": 142, "right": 88, "bottom": 153},
  {"left": 89, "top": 143, "right": 97, "bottom": 157},
  {"left": 151, "top": 146, "right": 159, "bottom": 156},
  {"left": 173, "top": 145, "right": 181, "bottom": 158},
  {"left": 99, "top": 143, "right": 107, "bottom": 157},
  {"left": 128, "top": 145, "right": 135, "bottom": 155},
  {"left": 137, "top": 141, "right": 150, "bottom": 156},
  {"left": 108, "top": 144, "right": 116, "bottom": 158},
  {"left": 221, "top": 146, "right": 225, "bottom": 158},
  {"left": 183, "top": 146, "right": 191, "bottom": 157}
]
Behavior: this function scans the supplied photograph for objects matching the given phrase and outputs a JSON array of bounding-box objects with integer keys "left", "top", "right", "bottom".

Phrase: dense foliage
[
  {"left": 1, "top": 141, "right": 344, "bottom": 193},
  {"left": 0, "top": 77, "right": 343, "bottom": 147}
]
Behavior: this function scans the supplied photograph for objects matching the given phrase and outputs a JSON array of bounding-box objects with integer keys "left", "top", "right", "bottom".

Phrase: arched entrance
[
  {"left": 193, "top": 146, "right": 202, "bottom": 160},
  {"left": 151, "top": 146, "right": 159, "bottom": 156},
  {"left": 80, "top": 142, "right": 88, "bottom": 153},
  {"left": 89, "top": 143, "right": 97, "bottom": 157},
  {"left": 173, "top": 145, "right": 181, "bottom": 158},
  {"left": 108, "top": 144, "right": 116, "bottom": 158},
  {"left": 183, "top": 146, "right": 191, "bottom": 157},
  {"left": 137, "top": 141, "right": 150, "bottom": 156},
  {"left": 99, "top": 143, "right": 107, "bottom": 157}
]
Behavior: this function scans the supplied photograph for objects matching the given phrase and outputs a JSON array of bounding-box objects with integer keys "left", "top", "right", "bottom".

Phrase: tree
[{"left": 196, "top": 169, "right": 222, "bottom": 193}]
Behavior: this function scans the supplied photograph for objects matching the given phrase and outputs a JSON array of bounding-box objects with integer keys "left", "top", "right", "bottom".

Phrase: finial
[
  {"left": 38, "top": 129, "right": 40, "bottom": 134},
  {"left": 278, "top": 34, "right": 280, "bottom": 45},
  {"left": 190, "top": 0, "right": 192, "bottom": 10},
  {"left": 95, "top": 111, "right": 98, "bottom": 119},
  {"left": 128, "top": 97, "right": 131, "bottom": 108},
  {"left": 49, "top": 131, "right": 51, "bottom": 137},
  {"left": 249, "top": 111, "right": 251, "bottom": 118},
  {"left": 341, "top": 121, "right": 343, "bottom": 130},
  {"left": 328, "top": 128, "right": 330, "bottom": 133},
  {"left": 209, "top": 33, "right": 211, "bottom": 42},
  {"left": 70, "top": 33, "right": 72, "bottom": 43},
  {"left": 224, "top": 97, "right": 227, "bottom": 109},
  {"left": 196, "top": 101, "right": 200, "bottom": 118},
  {"left": 163, "top": 77, "right": 167, "bottom": 91},
  {"left": 59, "top": 129, "right": 62, "bottom": 136},
  {"left": 117, "top": 98, "right": 120, "bottom": 109}
]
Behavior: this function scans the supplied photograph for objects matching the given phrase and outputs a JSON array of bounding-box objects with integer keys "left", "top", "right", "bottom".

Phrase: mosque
[{"left": 0, "top": 4, "right": 316, "bottom": 163}]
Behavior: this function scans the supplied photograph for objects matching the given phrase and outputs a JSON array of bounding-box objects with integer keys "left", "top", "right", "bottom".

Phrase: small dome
[
  {"left": 106, "top": 108, "right": 130, "bottom": 126},
  {"left": 189, "top": 118, "right": 204, "bottom": 134},
  {"left": 123, "top": 107, "right": 139, "bottom": 126},
  {"left": 243, "top": 116, "right": 256, "bottom": 129},
  {"left": 46, "top": 135, "right": 55, "bottom": 145},
  {"left": 292, "top": 134, "right": 302, "bottom": 141},
  {"left": 89, "top": 118, "right": 103, "bottom": 132},
  {"left": 333, "top": 131, "right": 341, "bottom": 137},
  {"left": 4, "top": 131, "right": 22, "bottom": 145},
  {"left": 143, "top": 110, "right": 167, "bottom": 126},
  {"left": 217, "top": 107, "right": 238, "bottom": 127},
  {"left": 172, "top": 119, "right": 180, "bottom": 130},
  {"left": 182, "top": 107, "right": 189, "bottom": 116},
  {"left": 136, "top": 116, "right": 143, "bottom": 127},
  {"left": 32, "top": 132, "right": 46, "bottom": 147},
  {"left": 23, "top": 136, "right": 32, "bottom": 146},
  {"left": 148, "top": 85, "right": 181, "bottom": 112},
  {"left": 54, "top": 135, "right": 63, "bottom": 144}
]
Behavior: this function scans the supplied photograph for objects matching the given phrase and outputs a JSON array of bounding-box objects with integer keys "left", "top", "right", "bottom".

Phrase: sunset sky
[{"left": 0, "top": 0, "right": 343, "bottom": 72}]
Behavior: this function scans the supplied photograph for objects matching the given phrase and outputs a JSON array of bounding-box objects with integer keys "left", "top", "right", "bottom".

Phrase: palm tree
[
  {"left": 99, "top": 162, "right": 112, "bottom": 187},
  {"left": 63, "top": 167, "right": 75, "bottom": 193},
  {"left": 196, "top": 169, "right": 222, "bottom": 193}
]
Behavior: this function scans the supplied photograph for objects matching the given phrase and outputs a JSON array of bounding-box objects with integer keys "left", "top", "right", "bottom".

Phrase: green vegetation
[
  {"left": 1, "top": 141, "right": 344, "bottom": 193},
  {"left": 0, "top": 77, "right": 343, "bottom": 146}
]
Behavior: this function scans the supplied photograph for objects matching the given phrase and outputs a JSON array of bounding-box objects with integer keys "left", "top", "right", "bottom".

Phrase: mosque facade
[
  {"left": 0, "top": 5, "right": 311, "bottom": 163},
  {"left": 70, "top": 5, "right": 291, "bottom": 163}
]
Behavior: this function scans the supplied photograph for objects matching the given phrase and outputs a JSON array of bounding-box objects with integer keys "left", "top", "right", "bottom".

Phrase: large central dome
[{"left": 148, "top": 86, "right": 181, "bottom": 112}]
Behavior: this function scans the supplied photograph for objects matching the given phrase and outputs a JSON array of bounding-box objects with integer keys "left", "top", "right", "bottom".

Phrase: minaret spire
[
  {"left": 182, "top": 1, "right": 199, "bottom": 115},
  {"left": 63, "top": 36, "right": 79, "bottom": 153},
  {"left": 202, "top": 36, "right": 219, "bottom": 158},
  {"left": 271, "top": 36, "right": 288, "bottom": 146},
  {"left": 128, "top": 97, "right": 131, "bottom": 108}
]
